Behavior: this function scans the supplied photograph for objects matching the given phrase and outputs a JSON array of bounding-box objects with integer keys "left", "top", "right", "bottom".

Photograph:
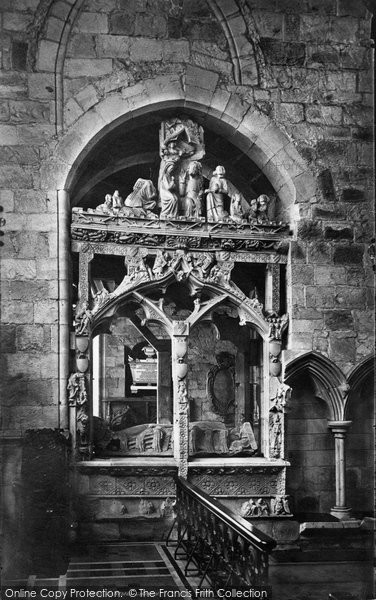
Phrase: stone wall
[
  {"left": 0, "top": 0, "right": 374, "bottom": 524},
  {"left": 286, "top": 382, "right": 335, "bottom": 514}
]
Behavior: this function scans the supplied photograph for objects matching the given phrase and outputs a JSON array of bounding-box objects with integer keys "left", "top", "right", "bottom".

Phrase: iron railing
[{"left": 167, "top": 477, "right": 276, "bottom": 589}]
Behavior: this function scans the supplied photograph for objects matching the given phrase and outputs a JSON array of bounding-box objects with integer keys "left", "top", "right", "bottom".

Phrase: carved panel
[
  {"left": 85, "top": 474, "right": 176, "bottom": 496},
  {"left": 189, "top": 469, "right": 285, "bottom": 496}
]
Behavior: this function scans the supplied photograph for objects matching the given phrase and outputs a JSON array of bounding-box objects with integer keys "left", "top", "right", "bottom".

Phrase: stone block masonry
[{"left": 0, "top": 0, "right": 373, "bottom": 430}]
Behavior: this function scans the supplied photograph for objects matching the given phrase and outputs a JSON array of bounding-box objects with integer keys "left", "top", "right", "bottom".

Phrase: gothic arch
[
  {"left": 284, "top": 351, "right": 348, "bottom": 421},
  {"left": 90, "top": 269, "right": 270, "bottom": 342},
  {"left": 30, "top": 0, "right": 256, "bottom": 118},
  {"left": 344, "top": 354, "right": 375, "bottom": 420}
]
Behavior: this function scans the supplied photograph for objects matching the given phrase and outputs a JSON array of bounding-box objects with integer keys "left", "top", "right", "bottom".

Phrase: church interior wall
[{"left": 0, "top": 0, "right": 374, "bottom": 588}]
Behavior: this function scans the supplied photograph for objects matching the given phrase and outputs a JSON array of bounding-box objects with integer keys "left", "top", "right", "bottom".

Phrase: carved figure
[
  {"left": 160, "top": 497, "right": 175, "bottom": 518},
  {"left": 208, "top": 260, "right": 234, "bottom": 287},
  {"left": 247, "top": 198, "right": 259, "bottom": 222},
  {"left": 191, "top": 252, "right": 215, "bottom": 279},
  {"left": 67, "top": 372, "right": 88, "bottom": 407},
  {"left": 139, "top": 499, "right": 155, "bottom": 515},
  {"left": 240, "top": 499, "right": 258, "bottom": 517},
  {"left": 183, "top": 161, "right": 203, "bottom": 218},
  {"left": 112, "top": 190, "right": 123, "bottom": 211},
  {"left": 269, "top": 412, "right": 282, "bottom": 458},
  {"left": 152, "top": 250, "right": 171, "bottom": 278},
  {"left": 159, "top": 159, "right": 179, "bottom": 219},
  {"left": 266, "top": 315, "right": 287, "bottom": 340},
  {"left": 256, "top": 498, "right": 270, "bottom": 516},
  {"left": 230, "top": 194, "right": 244, "bottom": 223},
  {"left": 95, "top": 194, "right": 113, "bottom": 215},
  {"left": 122, "top": 178, "right": 157, "bottom": 218},
  {"left": 272, "top": 495, "right": 290, "bottom": 515},
  {"left": 75, "top": 301, "right": 92, "bottom": 335},
  {"left": 257, "top": 194, "right": 270, "bottom": 223},
  {"left": 206, "top": 166, "right": 229, "bottom": 222},
  {"left": 151, "top": 425, "right": 163, "bottom": 452}
]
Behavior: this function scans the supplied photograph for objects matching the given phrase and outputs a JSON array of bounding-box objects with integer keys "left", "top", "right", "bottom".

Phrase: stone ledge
[{"left": 299, "top": 520, "right": 361, "bottom": 534}]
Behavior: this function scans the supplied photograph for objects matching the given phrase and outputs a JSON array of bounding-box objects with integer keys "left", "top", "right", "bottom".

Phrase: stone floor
[{"left": 3, "top": 543, "right": 193, "bottom": 592}]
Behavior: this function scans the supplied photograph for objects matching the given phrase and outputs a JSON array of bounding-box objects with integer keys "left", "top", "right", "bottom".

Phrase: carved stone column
[
  {"left": 70, "top": 248, "right": 95, "bottom": 459},
  {"left": 328, "top": 420, "right": 352, "bottom": 520},
  {"left": 57, "top": 189, "right": 71, "bottom": 431},
  {"left": 172, "top": 321, "right": 190, "bottom": 478},
  {"left": 269, "top": 380, "right": 291, "bottom": 460}
]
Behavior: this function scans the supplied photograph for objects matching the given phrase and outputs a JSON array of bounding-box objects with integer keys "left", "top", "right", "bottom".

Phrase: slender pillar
[
  {"left": 328, "top": 420, "right": 352, "bottom": 520},
  {"left": 57, "top": 189, "right": 71, "bottom": 431},
  {"left": 265, "top": 264, "right": 280, "bottom": 314},
  {"left": 172, "top": 321, "right": 190, "bottom": 478},
  {"left": 78, "top": 249, "right": 94, "bottom": 304}
]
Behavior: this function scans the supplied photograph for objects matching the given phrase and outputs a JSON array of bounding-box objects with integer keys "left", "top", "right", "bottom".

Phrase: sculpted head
[
  {"left": 258, "top": 194, "right": 270, "bottom": 212},
  {"left": 188, "top": 161, "right": 202, "bottom": 176},
  {"left": 213, "top": 165, "right": 226, "bottom": 177}
]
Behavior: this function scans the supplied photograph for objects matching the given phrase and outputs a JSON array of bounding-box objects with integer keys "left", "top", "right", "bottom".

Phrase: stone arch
[
  {"left": 344, "top": 354, "right": 374, "bottom": 420},
  {"left": 31, "top": 0, "right": 257, "bottom": 132},
  {"left": 90, "top": 271, "right": 270, "bottom": 342},
  {"left": 284, "top": 351, "right": 348, "bottom": 421},
  {"left": 45, "top": 75, "right": 315, "bottom": 215}
]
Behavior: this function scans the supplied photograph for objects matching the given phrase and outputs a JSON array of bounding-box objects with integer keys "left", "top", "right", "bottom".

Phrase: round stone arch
[
  {"left": 53, "top": 77, "right": 315, "bottom": 430},
  {"left": 47, "top": 74, "right": 316, "bottom": 213}
]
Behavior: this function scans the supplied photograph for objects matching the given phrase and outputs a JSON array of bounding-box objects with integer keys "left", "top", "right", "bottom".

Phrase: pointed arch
[
  {"left": 284, "top": 351, "right": 348, "bottom": 421},
  {"left": 344, "top": 354, "right": 375, "bottom": 419},
  {"left": 90, "top": 269, "right": 270, "bottom": 341}
]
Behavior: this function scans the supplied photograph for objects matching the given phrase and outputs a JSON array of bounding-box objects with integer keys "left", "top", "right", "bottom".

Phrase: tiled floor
[
  {"left": 64, "top": 542, "right": 187, "bottom": 588},
  {"left": 4, "top": 543, "right": 192, "bottom": 592}
]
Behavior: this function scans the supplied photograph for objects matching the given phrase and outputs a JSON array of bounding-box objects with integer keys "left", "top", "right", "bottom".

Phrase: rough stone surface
[{"left": 0, "top": 4, "right": 374, "bottom": 578}]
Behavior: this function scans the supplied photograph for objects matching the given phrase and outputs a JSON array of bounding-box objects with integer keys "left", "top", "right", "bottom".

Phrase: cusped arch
[
  {"left": 46, "top": 76, "right": 315, "bottom": 217},
  {"left": 90, "top": 270, "right": 270, "bottom": 342},
  {"left": 284, "top": 351, "right": 348, "bottom": 421}
]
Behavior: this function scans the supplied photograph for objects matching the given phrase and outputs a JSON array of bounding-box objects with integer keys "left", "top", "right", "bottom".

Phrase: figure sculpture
[
  {"left": 247, "top": 198, "right": 258, "bottom": 222},
  {"left": 257, "top": 194, "right": 270, "bottom": 223},
  {"left": 95, "top": 194, "right": 113, "bottom": 215},
  {"left": 230, "top": 193, "right": 244, "bottom": 223},
  {"left": 159, "top": 159, "right": 179, "bottom": 219},
  {"left": 112, "top": 190, "right": 123, "bottom": 210},
  {"left": 75, "top": 301, "right": 92, "bottom": 335},
  {"left": 206, "top": 165, "right": 229, "bottom": 222},
  {"left": 247, "top": 194, "right": 271, "bottom": 224},
  {"left": 182, "top": 161, "right": 203, "bottom": 218},
  {"left": 122, "top": 178, "right": 157, "bottom": 218}
]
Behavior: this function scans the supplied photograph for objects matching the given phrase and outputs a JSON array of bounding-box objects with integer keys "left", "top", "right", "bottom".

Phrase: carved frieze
[
  {"left": 71, "top": 217, "right": 290, "bottom": 253},
  {"left": 189, "top": 469, "right": 285, "bottom": 496},
  {"left": 240, "top": 495, "right": 291, "bottom": 518}
]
